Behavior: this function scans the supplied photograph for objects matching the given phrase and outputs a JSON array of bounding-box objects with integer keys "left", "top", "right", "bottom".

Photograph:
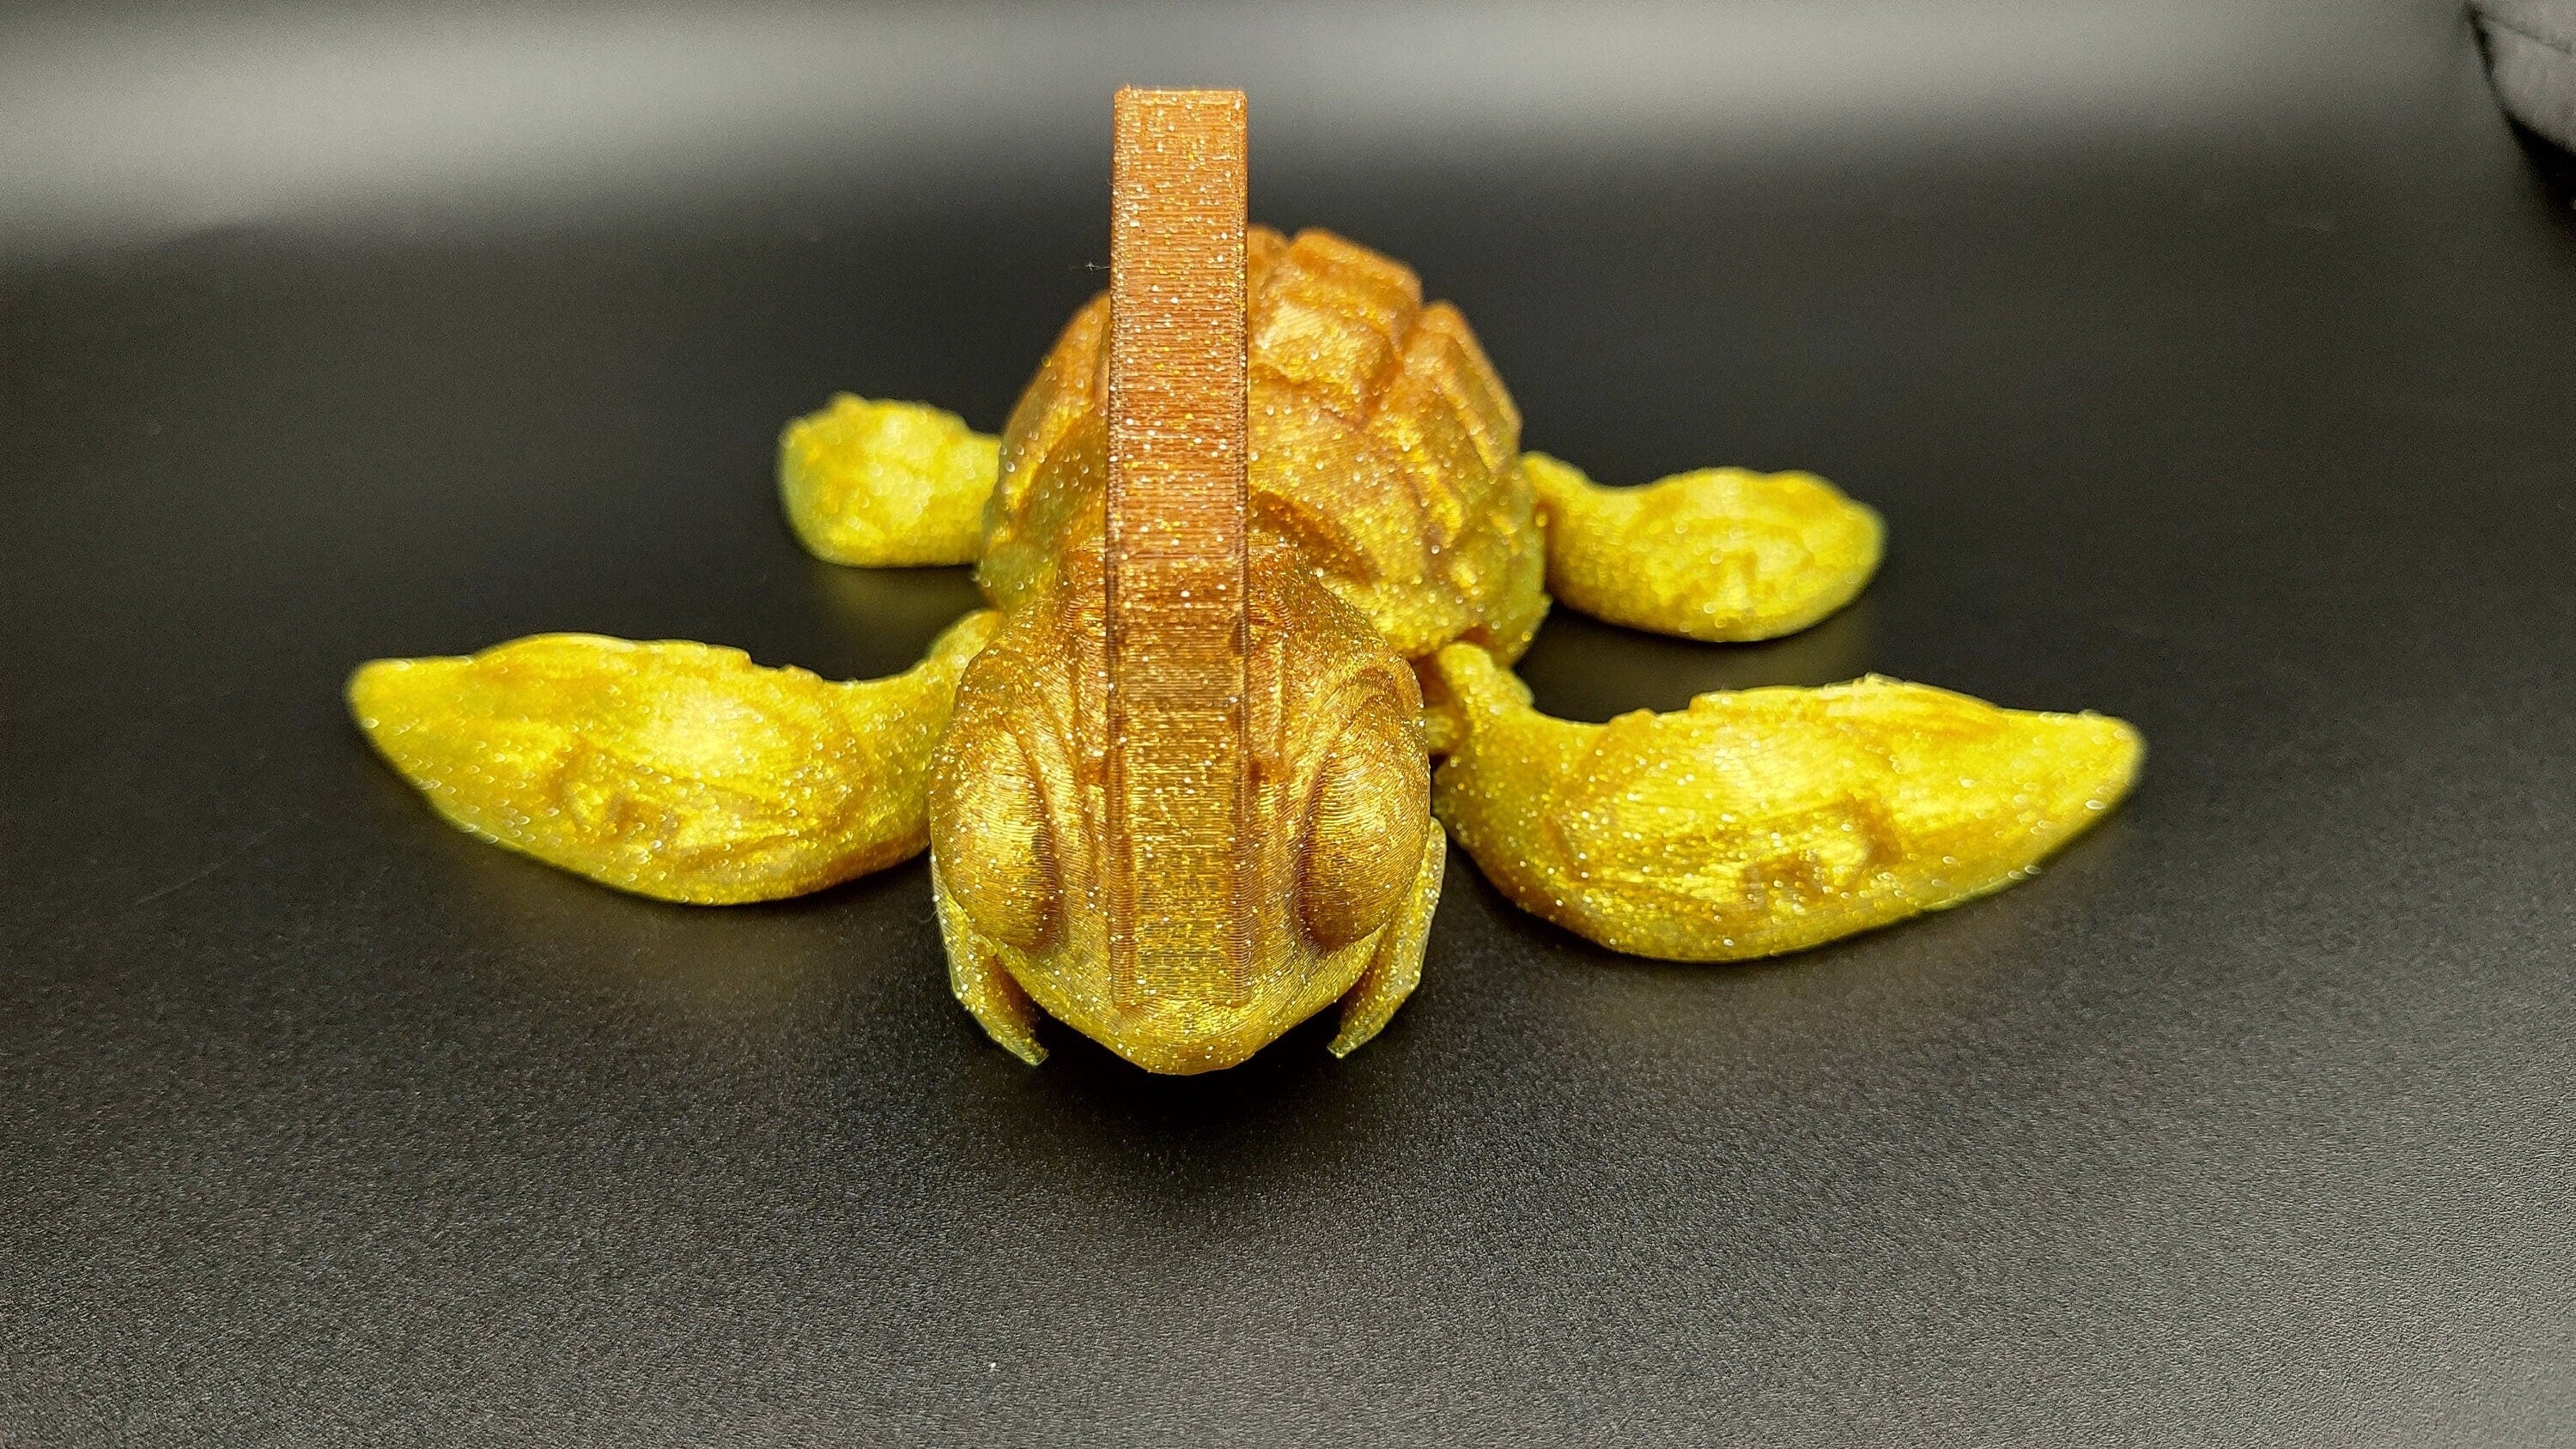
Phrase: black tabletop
[{"left": 6, "top": 3, "right": 2573, "bottom": 1443}]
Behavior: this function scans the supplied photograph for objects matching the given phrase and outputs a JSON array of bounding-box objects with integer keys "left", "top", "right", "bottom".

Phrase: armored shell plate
[{"left": 975, "top": 227, "right": 1549, "bottom": 664}]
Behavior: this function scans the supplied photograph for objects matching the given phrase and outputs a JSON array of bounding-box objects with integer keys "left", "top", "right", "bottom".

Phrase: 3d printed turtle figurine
[{"left": 349, "top": 90, "right": 2141, "bottom": 1075}]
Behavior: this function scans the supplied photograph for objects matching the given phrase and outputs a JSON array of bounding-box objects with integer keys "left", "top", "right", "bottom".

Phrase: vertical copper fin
[{"left": 1104, "top": 88, "right": 1251, "bottom": 1009}]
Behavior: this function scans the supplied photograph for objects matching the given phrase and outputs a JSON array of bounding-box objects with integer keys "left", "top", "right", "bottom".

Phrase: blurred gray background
[{"left": 0, "top": 1, "right": 2473, "bottom": 250}]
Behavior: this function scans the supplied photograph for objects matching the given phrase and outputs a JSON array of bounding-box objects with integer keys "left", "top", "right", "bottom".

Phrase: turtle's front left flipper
[
  {"left": 1525, "top": 452, "right": 1881, "bottom": 642},
  {"left": 780, "top": 395, "right": 999, "bottom": 567},
  {"left": 349, "top": 610, "right": 1000, "bottom": 903},
  {"left": 1427, "top": 644, "right": 2139, "bottom": 962}
]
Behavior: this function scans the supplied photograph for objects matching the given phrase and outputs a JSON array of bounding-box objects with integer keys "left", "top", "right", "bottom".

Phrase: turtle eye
[
  {"left": 1298, "top": 705, "right": 1429, "bottom": 949},
  {"left": 931, "top": 720, "right": 1058, "bottom": 949}
]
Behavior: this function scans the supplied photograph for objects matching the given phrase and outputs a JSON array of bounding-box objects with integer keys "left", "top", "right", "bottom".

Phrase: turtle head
[
  {"left": 927, "top": 543, "right": 1428, "bottom": 1074},
  {"left": 930, "top": 88, "right": 1435, "bottom": 1073}
]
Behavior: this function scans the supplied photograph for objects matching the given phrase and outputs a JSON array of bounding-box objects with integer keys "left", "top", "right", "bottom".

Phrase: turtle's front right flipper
[
  {"left": 780, "top": 395, "right": 999, "bottom": 567},
  {"left": 1426, "top": 644, "right": 2140, "bottom": 961},
  {"left": 349, "top": 611, "right": 999, "bottom": 903}
]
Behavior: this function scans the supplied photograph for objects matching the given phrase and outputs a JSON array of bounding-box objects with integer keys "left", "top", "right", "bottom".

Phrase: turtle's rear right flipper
[{"left": 779, "top": 395, "right": 999, "bottom": 567}]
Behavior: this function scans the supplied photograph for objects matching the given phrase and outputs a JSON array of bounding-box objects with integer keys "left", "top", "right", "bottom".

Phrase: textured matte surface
[{"left": 6, "top": 6, "right": 2576, "bottom": 1445}]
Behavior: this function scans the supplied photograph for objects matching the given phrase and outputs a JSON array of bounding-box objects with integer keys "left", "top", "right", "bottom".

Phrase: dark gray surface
[{"left": 5, "top": 3, "right": 2575, "bottom": 1444}]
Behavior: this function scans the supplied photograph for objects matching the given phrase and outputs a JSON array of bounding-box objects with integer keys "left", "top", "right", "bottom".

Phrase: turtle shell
[{"left": 974, "top": 226, "right": 1547, "bottom": 664}]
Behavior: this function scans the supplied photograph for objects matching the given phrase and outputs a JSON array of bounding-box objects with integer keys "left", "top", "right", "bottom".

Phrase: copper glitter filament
[{"left": 1103, "top": 88, "right": 1253, "bottom": 1011}]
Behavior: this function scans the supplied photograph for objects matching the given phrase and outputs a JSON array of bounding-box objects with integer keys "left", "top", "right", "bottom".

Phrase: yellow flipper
[
  {"left": 1428, "top": 644, "right": 2140, "bottom": 961},
  {"left": 779, "top": 395, "right": 999, "bottom": 567},
  {"left": 1525, "top": 452, "right": 1881, "bottom": 642},
  {"left": 349, "top": 611, "right": 999, "bottom": 903}
]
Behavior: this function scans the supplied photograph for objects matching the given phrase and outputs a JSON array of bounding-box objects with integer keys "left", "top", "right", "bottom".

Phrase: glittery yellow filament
[
  {"left": 350, "top": 83, "right": 2145, "bottom": 1076},
  {"left": 1104, "top": 88, "right": 1252, "bottom": 1010}
]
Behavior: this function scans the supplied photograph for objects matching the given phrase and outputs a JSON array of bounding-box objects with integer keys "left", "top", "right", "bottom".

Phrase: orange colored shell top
[{"left": 975, "top": 226, "right": 1550, "bottom": 664}]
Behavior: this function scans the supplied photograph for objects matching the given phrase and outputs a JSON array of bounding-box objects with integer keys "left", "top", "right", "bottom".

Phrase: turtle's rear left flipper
[{"left": 1525, "top": 452, "right": 1881, "bottom": 643}]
